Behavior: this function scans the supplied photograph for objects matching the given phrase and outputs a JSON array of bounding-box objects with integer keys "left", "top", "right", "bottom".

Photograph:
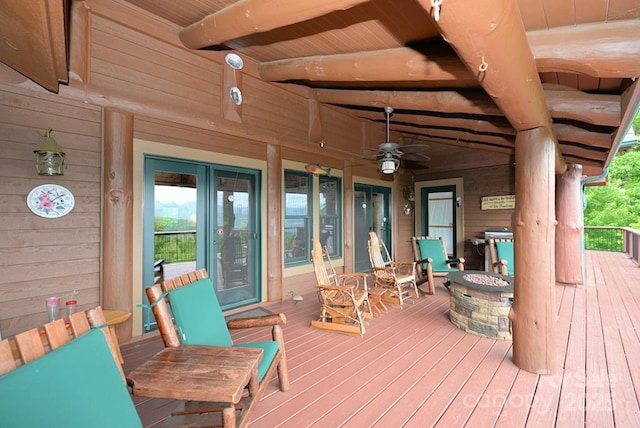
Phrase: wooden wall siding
[
  {"left": 320, "top": 105, "right": 371, "bottom": 155},
  {"left": 417, "top": 164, "right": 515, "bottom": 271},
  {"left": 133, "top": 116, "right": 268, "bottom": 161},
  {"left": 242, "top": 75, "right": 310, "bottom": 142},
  {"left": 89, "top": 15, "right": 222, "bottom": 119},
  {"left": 0, "top": 85, "right": 102, "bottom": 338}
]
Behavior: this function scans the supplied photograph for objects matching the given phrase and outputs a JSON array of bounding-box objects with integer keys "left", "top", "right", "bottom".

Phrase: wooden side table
[
  {"left": 367, "top": 286, "right": 389, "bottom": 317},
  {"left": 127, "top": 345, "right": 263, "bottom": 428}
]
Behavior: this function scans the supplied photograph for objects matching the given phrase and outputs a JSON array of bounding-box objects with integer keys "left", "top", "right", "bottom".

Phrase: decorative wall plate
[{"left": 27, "top": 184, "right": 75, "bottom": 218}]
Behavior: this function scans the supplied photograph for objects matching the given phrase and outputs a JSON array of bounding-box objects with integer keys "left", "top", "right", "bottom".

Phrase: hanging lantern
[{"left": 34, "top": 129, "right": 66, "bottom": 176}]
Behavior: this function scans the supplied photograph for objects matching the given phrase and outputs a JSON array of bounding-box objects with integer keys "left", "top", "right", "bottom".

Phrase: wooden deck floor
[{"left": 122, "top": 250, "right": 640, "bottom": 427}]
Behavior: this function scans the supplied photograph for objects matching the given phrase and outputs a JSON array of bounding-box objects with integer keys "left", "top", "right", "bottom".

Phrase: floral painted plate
[{"left": 27, "top": 184, "right": 75, "bottom": 218}]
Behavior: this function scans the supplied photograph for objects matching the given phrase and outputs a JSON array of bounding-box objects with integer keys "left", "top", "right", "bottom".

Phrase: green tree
[{"left": 584, "top": 122, "right": 640, "bottom": 229}]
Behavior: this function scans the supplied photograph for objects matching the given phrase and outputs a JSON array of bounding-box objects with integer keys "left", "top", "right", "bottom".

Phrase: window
[
  {"left": 284, "top": 171, "right": 312, "bottom": 265},
  {"left": 319, "top": 176, "right": 341, "bottom": 257}
]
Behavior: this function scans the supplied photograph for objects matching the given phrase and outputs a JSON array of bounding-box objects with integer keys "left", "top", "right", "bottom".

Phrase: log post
[
  {"left": 102, "top": 108, "right": 134, "bottom": 343},
  {"left": 556, "top": 164, "right": 584, "bottom": 284},
  {"left": 510, "top": 127, "right": 556, "bottom": 374},
  {"left": 266, "top": 144, "right": 283, "bottom": 301}
]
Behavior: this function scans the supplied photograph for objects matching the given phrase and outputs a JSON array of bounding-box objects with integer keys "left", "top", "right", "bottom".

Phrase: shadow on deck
[{"left": 122, "top": 250, "right": 640, "bottom": 427}]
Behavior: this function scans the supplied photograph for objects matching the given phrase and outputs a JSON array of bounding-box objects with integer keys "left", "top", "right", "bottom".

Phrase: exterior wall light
[{"left": 34, "top": 129, "right": 66, "bottom": 175}]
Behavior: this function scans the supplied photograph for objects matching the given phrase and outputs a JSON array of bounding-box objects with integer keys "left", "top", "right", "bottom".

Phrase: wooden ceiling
[
  {"left": 122, "top": 0, "right": 640, "bottom": 177},
  {"left": 3, "top": 0, "right": 639, "bottom": 176}
]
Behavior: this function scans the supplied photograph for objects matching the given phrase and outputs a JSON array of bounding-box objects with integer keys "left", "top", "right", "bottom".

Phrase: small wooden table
[
  {"left": 367, "top": 286, "right": 389, "bottom": 317},
  {"left": 127, "top": 345, "right": 263, "bottom": 428}
]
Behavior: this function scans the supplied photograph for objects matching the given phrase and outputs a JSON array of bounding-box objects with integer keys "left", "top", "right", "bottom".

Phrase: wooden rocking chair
[
  {"left": 145, "top": 269, "right": 289, "bottom": 424},
  {"left": 0, "top": 307, "right": 143, "bottom": 427},
  {"left": 310, "top": 237, "right": 370, "bottom": 336},
  {"left": 368, "top": 231, "right": 420, "bottom": 307},
  {"left": 411, "top": 236, "right": 465, "bottom": 294},
  {"left": 488, "top": 238, "right": 514, "bottom": 276}
]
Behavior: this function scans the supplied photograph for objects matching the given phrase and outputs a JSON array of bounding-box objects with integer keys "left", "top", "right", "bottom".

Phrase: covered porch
[{"left": 123, "top": 249, "right": 640, "bottom": 426}]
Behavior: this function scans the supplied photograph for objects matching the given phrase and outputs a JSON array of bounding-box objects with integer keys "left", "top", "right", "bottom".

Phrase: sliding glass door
[{"left": 143, "top": 156, "right": 260, "bottom": 332}]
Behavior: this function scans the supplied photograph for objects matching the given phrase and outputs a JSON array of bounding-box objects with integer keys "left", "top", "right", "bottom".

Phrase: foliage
[
  {"left": 584, "top": 110, "right": 640, "bottom": 231},
  {"left": 154, "top": 217, "right": 196, "bottom": 263}
]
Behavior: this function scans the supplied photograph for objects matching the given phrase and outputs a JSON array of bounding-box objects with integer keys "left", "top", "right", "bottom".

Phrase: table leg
[{"left": 222, "top": 404, "right": 236, "bottom": 428}]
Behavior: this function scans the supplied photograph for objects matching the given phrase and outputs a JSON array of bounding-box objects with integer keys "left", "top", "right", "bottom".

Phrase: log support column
[
  {"left": 267, "top": 144, "right": 283, "bottom": 301},
  {"left": 510, "top": 127, "right": 556, "bottom": 374},
  {"left": 102, "top": 108, "right": 134, "bottom": 342},
  {"left": 556, "top": 164, "right": 584, "bottom": 284}
]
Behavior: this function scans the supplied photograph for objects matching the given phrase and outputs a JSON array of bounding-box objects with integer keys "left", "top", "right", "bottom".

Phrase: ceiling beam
[
  {"left": 179, "top": 0, "right": 371, "bottom": 49},
  {"left": 315, "top": 88, "right": 620, "bottom": 127},
  {"left": 415, "top": 0, "right": 565, "bottom": 172},
  {"left": 258, "top": 47, "right": 475, "bottom": 83},
  {"left": 355, "top": 110, "right": 514, "bottom": 136},
  {"left": 529, "top": 20, "right": 640, "bottom": 78},
  {"left": 315, "top": 88, "right": 500, "bottom": 115}
]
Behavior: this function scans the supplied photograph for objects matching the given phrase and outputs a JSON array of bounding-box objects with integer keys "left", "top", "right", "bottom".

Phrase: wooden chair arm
[
  {"left": 416, "top": 257, "right": 434, "bottom": 265},
  {"left": 395, "top": 262, "right": 416, "bottom": 268},
  {"left": 317, "top": 284, "right": 356, "bottom": 292},
  {"left": 226, "top": 313, "right": 287, "bottom": 330}
]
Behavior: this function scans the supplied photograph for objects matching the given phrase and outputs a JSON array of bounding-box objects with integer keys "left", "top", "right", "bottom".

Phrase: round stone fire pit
[{"left": 448, "top": 270, "right": 513, "bottom": 340}]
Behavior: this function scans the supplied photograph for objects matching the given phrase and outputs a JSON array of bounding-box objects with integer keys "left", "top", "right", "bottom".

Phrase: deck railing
[
  {"left": 583, "top": 226, "right": 640, "bottom": 265},
  {"left": 584, "top": 226, "right": 624, "bottom": 252},
  {"left": 622, "top": 227, "right": 640, "bottom": 265}
]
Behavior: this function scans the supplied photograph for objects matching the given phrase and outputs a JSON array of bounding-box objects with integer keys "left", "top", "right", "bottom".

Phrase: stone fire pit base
[{"left": 448, "top": 271, "right": 513, "bottom": 340}]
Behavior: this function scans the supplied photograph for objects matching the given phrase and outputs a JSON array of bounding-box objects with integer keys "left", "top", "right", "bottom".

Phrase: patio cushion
[
  {"left": 169, "top": 278, "right": 233, "bottom": 346},
  {"left": 168, "top": 277, "right": 278, "bottom": 382},
  {"left": 0, "top": 328, "right": 141, "bottom": 428},
  {"left": 495, "top": 241, "right": 515, "bottom": 275},
  {"left": 417, "top": 239, "right": 458, "bottom": 272}
]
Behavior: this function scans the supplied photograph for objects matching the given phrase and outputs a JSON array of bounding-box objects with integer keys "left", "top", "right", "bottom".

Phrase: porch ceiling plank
[
  {"left": 528, "top": 20, "right": 640, "bottom": 78},
  {"left": 258, "top": 47, "right": 476, "bottom": 83},
  {"left": 415, "top": 0, "right": 567, "bottom": 175},
  {"left": 178, "top": 0, "right": 372, "bottom": 49}
]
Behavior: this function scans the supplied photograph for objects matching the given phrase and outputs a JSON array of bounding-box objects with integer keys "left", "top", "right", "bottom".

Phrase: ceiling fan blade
[
  {"left": 402, "top": 152, "right": 431, "bottom": 162},
  {"left": 397, "top": 144, "right": 430, "bottom": 154}
]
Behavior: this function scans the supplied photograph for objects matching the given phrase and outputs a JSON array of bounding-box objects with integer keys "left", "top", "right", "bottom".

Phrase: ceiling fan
[{"left": 371, "top": 107, "right": 430, "bottom": 174}]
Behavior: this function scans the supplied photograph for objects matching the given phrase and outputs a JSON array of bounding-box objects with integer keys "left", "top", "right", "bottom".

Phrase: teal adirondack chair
[
  {"left": 411, "top": 236, "right": 465, "bottom": 294},
  {"left": 145, "top": 269, "right": 289, "bottom": 419},
  {"left": 489, "top": 238, "right": 514, "bottom": 276}
]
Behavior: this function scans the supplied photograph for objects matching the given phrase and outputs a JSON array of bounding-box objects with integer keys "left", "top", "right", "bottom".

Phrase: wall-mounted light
[
  {"left": 225, "top": 53, "right": 244, "bottom": 105},
  {"left": 34, "top": 129, "right": 65, "bottom": 176}
]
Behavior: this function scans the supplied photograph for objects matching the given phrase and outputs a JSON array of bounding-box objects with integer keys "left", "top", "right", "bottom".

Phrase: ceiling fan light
[{"left": 380, "top": 158, "right": 398, "bottom": 174}]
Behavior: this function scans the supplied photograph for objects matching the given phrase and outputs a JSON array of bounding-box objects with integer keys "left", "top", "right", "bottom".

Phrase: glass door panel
[
  {"left": 421, "top": 186, "right": 456, "bottom": 257},
  {"left": 354, "top": 184, "right": 391, "bottom": 272},
  {"left": 213, "top": 169, "right": 259, "bottom": 307},
  {"left": 143, "top": 158, "right": 206, "bottom": 332}
]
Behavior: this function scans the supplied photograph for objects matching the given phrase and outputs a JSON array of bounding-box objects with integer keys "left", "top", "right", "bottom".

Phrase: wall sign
[{"left": 481, "top": 195, "right": 515, "bottom": 210}]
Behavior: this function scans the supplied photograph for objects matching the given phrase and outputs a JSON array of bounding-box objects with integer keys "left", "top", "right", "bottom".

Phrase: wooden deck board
[{"left": 121, "top": 251, "right": 640, "bottom": 427}]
